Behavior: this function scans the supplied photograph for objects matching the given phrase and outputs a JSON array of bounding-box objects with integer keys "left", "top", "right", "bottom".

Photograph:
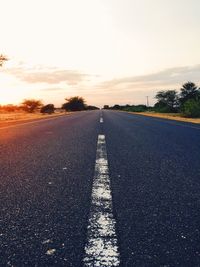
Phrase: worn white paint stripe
[
  {"left": 100, "top": 117, "right": 104, "bottom": 123},
  {"left": 84, "top": 135, "right": 120, "bottom": 267}
]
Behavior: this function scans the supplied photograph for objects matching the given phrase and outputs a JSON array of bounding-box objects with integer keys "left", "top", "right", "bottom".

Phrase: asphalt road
[{"left": 1, "top": 110, "right": 200, "bottom": 266}]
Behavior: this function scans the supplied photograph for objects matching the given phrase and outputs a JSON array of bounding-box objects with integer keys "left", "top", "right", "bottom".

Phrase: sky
[{"left": 0, "top": 0, "right": 200, "bottom": 107}]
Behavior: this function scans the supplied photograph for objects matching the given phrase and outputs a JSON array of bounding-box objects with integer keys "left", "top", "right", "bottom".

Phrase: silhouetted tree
[
  {"left": 62, "top": 96, "right": 86, "bottom": 111},
  {"left": 86, "top": 105, "right": 99, "bottom": 110},
  {"left": 21, "top": 99, "right": 43, "bottom": 113},
  {"left": 0, "top": 54, "right": 8, "bottom": 67},
  {"left": 40, "top": 104, "right": 55, "bottom": 114},
  {"left": 179, "top": 82, "right": 200, "bottom": 106},
  {"left": 155, "top": 90, "right": 178, "bottom": 112},
  {"left": 103, "top": 105, "right": 109, "bottom": 109},
  {"left": 112, "top": 104, "right": 121, "bottom": 110}
]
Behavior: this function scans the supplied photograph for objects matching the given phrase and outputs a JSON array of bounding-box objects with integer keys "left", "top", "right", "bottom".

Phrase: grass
[
  {"left": 126, "top": 111, "right": 200, "bottom": 124},
  {"left": 0, "top": 111, "right": 69, "bottom": 127}
]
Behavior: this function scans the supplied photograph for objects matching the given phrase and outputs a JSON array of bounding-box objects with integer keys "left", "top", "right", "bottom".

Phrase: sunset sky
[{"left": 0, "top": 0, "right": 200, "bottom": 107}]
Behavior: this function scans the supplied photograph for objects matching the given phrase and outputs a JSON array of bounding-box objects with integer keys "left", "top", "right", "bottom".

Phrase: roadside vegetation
[
  {"left": 21, "top": 99, "right": 43, "bottom": 113},
  {"left": 0, "top": 54, "right": 8, "bottom": 67},
  {"left": 40, "top": 104, "right": 55, "bottom": 114},
  {"left": 62, "top": 96, "right": 99, "bottom": 111},
  {"left": 106, "top": 82, "right": 200, "bottom": 119},
  {"left": 0, "top": 96, "right": 99, "bottom": 125},
  {"left": 1, "top": 54, "right": 199, "bottom": 121}
]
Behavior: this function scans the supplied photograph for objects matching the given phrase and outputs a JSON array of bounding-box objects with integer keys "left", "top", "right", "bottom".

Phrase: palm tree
[{"left": 180, "top": 82, "right": 200, "bottom": 104}]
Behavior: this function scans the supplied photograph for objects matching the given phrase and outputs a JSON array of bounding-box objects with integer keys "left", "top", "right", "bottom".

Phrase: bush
[
  {"left": 40, "top": 104, "right": 55, "bottom": 114},
  {"left": 153, "top": 102, "right": 175, "bottom": 113},
  {"left": 0, "top": 104, "right": 19, "bottom": 112},
  {"left": 86, "top": 105, "right": 99, "bottom": 110},
  {"left": 182, "top": 99, "right": 200, "bottom": 118},
  {"left": 124, "top": 105, "right": 148, "bottom": 112}
]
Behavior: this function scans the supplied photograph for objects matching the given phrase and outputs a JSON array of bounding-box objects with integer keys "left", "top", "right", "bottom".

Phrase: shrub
[
  {"left": 182, "top": 99, "right": 200, "bottom": 118},
  {"left": 40, "top": 104, "right": 55, "bottom": 114},
  {"left": 153, "top": 102, "right": 174, "bottom": 113},
  {"left": 86, "top": 105, "right": 99, "bottom": 110},
  {"left": 124, "top": 105, "right": 148, "bottom": 112}
]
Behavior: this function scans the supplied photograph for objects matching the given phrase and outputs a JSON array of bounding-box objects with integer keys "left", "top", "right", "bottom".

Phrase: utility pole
[{"left": 146, "top": 96, "right": 149, "bottom": 107}]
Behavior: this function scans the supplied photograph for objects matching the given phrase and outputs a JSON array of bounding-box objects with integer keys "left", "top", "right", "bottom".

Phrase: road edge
[{"left": 117, "top": 110, "right": 200, "bottom": 125}]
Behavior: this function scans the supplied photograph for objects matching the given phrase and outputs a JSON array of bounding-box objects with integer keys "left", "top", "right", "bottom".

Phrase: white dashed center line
[
  {"left": 100, "top": 117, "right": 104, "bottom": 123},
  {"left": 83, "top": 135, "right": 120, "bottom": 267}
]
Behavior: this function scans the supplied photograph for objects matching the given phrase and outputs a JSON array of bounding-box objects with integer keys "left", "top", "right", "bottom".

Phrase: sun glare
[
  {"left": 0, "top": 74, "right": 27, "bottom": 105},
  {"left": 0, "top": 0, "right": 200, "bottom": 106}
]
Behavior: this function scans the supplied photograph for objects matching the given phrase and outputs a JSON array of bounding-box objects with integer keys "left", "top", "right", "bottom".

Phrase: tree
[
  {"left": 40, "top": 104, "right": 55, "bottom": 114},
  {"left": 0, "top": 54, "right": 8, "bottom": 67},
  {"left": 179, "top": 82, "right": 200, "bottom": 106},
  {"left": 112, "top": 104, "right": 121, "bottom": 110},
  {"left": 103, "top": 105, "right": 109, "bottom": 109},
  {"left": 86, "top": 105, "right": 99, "bottom": 110},
  {"left": 62, "top": 96, "right": 86, "bottom": 111},
  {"left": 182, "top": 99, "right": 200, "bottom": 118},
  {"left": 155, "top": 90, "right": 178, "bottom": 112},
  {"left": 21, "top": 99, "right": 43, "bottom": 113}
]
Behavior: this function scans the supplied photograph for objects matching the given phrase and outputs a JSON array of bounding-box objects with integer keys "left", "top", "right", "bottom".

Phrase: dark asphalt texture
[{"left": 1, "top": 110, "right": 200, "bottom": 266}]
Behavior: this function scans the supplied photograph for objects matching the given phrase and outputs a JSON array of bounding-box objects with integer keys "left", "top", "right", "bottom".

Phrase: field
[{"left": 0, "top": 111, "right": 67, "bottom": 127}]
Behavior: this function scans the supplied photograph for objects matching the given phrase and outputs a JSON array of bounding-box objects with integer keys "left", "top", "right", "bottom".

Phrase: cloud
[
  {"left": 84, "top": 64, "right": 200, "bottom": 105},
  {"left": 3, "top": 65, "right": 88, "bottom": 85},
  {"left": 2, "top": 62, "right": 200, "bottom": 106},
  {"left": 39, "top": 87, "right": 66, "bottom": 92},
  {"left": 98, "top": 65, "right": 200, "bottom": 92}
]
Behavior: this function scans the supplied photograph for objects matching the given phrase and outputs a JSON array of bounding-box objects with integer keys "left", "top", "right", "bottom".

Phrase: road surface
[{"left": 1, "top": 110, "right": 200, "bottom": 266}]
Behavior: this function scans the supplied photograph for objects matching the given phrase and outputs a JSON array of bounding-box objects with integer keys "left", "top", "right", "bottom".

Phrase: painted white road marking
[
  {"left": 84, "top": 135, "right": 120, "bottom": 267},
  {"left": 100, "top": 117, "right": 104, "bottom": 123},
  {"left": 46, "top": 249, "right": 56, "bottom": 255}
]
